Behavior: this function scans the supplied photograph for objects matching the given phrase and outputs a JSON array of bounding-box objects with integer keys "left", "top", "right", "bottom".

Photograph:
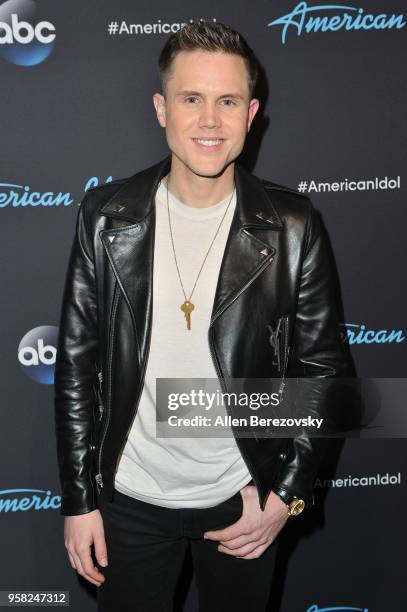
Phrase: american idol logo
[
  {"left": 307, "top": 606, "right": 368, "bottom": 612},
  {"left": 0, "top": 0, "right": 56, "bottom": 66},
  {"left": 0, "top": 488, "right": 61, "bottom": 512},
  {"left": 341, "top": 323, "right": 405, "bottom": 345},
  {"left": 267, "top": 2, "right": 406, "bottom": 44},
  {"left": 0, "top": 176, "right": 112, "bottom": 208},
  {"left": 18, "top": 326, "right": 58, "bottom": 384}
]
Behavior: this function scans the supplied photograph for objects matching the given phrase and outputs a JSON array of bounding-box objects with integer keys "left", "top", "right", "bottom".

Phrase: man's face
[{"left": 153, "top": 50, "right": 259, "bottom": 178}]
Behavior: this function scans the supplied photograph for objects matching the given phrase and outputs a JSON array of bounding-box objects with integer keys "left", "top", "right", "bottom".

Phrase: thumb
[{"left": 94, "top": 533, "right": 108, "bottom": 567}]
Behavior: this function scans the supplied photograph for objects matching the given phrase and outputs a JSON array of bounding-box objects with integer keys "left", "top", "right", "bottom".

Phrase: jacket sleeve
[
  {"left": 54, "top": 194, "right": 99, "bottom": 516},
  {"left": 271, "top": 199, "right": 353, "bottom": 508}
]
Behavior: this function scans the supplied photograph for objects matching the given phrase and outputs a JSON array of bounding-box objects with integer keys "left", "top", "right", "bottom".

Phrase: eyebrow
[{"left": 175, "top": 90, "right": 245, "bottom": 101}]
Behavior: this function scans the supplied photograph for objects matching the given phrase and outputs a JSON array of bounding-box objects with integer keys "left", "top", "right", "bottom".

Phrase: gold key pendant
[{"left": 181, "top": 301, "right": 195, "bottom": 330}]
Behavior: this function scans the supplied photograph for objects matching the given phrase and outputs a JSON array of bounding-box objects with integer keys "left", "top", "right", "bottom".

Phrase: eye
[
  {"left": 221, "top": 99, "right": 236, "bottom": 106},
  {"left": 185, "top": 96, "right": 199, "bottom": 104}
]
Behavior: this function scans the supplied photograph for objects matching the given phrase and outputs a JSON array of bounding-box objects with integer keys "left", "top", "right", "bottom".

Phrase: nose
[{"left": 198, "top": 101, "right": 221, "bottom": 129}]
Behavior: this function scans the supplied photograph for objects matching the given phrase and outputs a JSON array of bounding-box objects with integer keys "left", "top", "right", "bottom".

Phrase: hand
[
  {"left": 203, "top": 485, "right": 289, "bottom": 559},
  {"left": 64, "top": 510, "right": 108, "bottom": 586}
]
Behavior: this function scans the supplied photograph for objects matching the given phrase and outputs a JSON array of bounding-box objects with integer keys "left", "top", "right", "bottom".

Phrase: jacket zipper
[
  {"left": 97, "top": 370, "right": 103, "bottom": 417},
  {"left": 95, "top": 214, "right": 157, "bottom": 495},
  {"left": 93, "top": 370, "right": 104, "bottom": 492},
  {"left": 277, "top": 316, "right": 290, "bottom": 402},
  {"left": 95, "top": 282, "right": 120, "bottom": 493},
  {"left": 267, "top": 316, "right": 290, "bottom": 403}
]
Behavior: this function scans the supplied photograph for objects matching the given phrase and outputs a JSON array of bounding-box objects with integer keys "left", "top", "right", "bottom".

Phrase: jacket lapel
[
  {"left": 98, "top": 155, "right": 284, "bottom": 357},
  {"left": 98, "top": 157, "right": 171, "bottom": 365},
  {"left": 209, "top": 161, "right": 283, "bottom": 324}
]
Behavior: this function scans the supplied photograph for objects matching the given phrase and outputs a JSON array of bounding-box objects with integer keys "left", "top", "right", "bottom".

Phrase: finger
[
  {"left": 71, "top": 552, "right": 87, "bottom": 580},
  {"left": 67, "top": 551, "right": 76, "bottom": 570},
  {"left": 93, "top": 533, "right": 108, "bottom": 567},
  {"left": 204, "top": 520, "right": 247, "bottom": 542},
  {"left": 80, "top": 551, "right": 106, "bottom": 583},
  {"left": 219, "top": 532, "right": 260, "bottom": 550},
  {"left": 240, "top": 542, "right": 269, "bottom": 559},
  {"left": 74, "top": 555, "right": 104, "bottom": 587},
  {"left": 72, "top": 551, "right": 105, "bottom": 586},
  {"left": 218, "top": 539, "right": 267, "bottom": 558}
]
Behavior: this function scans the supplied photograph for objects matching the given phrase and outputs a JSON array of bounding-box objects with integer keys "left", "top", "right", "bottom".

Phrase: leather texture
[{"left": 54, "top": 155, "right": 352, "bottom": 516}]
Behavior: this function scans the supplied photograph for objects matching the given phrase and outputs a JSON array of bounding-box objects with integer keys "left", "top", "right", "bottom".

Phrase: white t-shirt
[{"left": 114, "top": 175, "right": 252, "bottom": 508}]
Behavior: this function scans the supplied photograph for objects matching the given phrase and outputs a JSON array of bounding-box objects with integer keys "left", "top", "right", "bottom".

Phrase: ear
[
  {"left": 153, "top": 93, "right": 167, "bottom": 128},
  {"left": 247, "top": 98, "right": 260, "bottom": 132}
]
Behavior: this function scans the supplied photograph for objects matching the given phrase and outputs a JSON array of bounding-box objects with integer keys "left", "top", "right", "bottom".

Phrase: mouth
[{"left": 192, "top": 138, "right": 225, "bottom": 151}]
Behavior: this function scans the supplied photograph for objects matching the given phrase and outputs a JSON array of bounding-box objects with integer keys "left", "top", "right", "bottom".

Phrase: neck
[{"left": 166, "top": 154, "right": 235, "bottom": 209}]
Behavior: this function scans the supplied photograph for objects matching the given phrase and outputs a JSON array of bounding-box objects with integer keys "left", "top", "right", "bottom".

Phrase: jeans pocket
[{"left": 207, "top": 491, "right": 244, "bottom": 531}]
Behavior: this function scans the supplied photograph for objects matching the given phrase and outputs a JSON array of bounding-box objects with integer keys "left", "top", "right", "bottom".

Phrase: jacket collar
[{"left": 100, "top": 154, "right": 283, "bottom": 231}]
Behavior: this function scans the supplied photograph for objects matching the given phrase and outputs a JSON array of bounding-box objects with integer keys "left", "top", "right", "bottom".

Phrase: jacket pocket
[{"left": 267, "top": 316, "right": 290, "bottom": 375}]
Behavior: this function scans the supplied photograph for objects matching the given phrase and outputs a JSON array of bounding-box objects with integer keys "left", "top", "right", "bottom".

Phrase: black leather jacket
[{"left": 54, "top": 155, "right": 351, "bottom": 517}]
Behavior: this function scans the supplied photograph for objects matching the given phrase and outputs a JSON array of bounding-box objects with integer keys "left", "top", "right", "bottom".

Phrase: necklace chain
[{"left": 164, "top": 175, "right": 235, "bottom": 329}]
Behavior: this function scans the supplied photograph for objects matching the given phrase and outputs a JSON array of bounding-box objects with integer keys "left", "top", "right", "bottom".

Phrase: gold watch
[
  {"left": 287, "top": 496, "right": 305, "bottom": 516},
  {"left": 275, "top": 489, "right": 305, "bottom": 516}
]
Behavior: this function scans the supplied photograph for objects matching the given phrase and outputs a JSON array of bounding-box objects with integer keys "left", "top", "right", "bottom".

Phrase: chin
[
  {"left": 171, "top": 147, "right": 233, "bottom": 178},
  {"left": 189, "top": 159, "right": 231, "bottom": 179}
]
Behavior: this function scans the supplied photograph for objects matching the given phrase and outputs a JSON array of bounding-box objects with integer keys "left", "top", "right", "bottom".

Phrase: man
[{"left": 54, "top": 20, "right": 351, "bottom": 612}]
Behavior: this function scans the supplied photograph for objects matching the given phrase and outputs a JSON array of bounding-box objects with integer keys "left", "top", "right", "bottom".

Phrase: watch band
[{"left": 275, "top": 488, "right": 305, "bottom": 516}]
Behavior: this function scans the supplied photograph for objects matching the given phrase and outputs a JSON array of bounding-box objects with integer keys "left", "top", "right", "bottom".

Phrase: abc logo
[
  {"left": 18, "top": 326, "right": 59, "bottom": 384},
  {"left": 0, "top": 0, "right": 56, "bottom": 66},
  {"left": 0, "top": 13, "right": 55, "bottom": 44}
]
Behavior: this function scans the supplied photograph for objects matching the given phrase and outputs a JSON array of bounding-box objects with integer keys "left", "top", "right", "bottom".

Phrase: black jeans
[{"left": 96, "top": 487, "right": 279, "bottom": 612}]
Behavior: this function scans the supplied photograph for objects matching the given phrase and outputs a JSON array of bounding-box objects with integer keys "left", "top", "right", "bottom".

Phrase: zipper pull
[
  {"left": 98, "top": 371, "right": 103, "bottom": 394},
  {"left": 278, "top": 378, "right": 286, "bottom": 402},
  {"left": 97, "top": 371, "right": 104, "bottom": 417},
  {"left": 95, "top": 473, "right": 103, "bottom": 493}
]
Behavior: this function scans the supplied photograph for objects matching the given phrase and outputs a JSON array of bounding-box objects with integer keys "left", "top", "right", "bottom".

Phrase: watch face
[{"left": 290, "top": 499, "right": 305, "bottom": 515}]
